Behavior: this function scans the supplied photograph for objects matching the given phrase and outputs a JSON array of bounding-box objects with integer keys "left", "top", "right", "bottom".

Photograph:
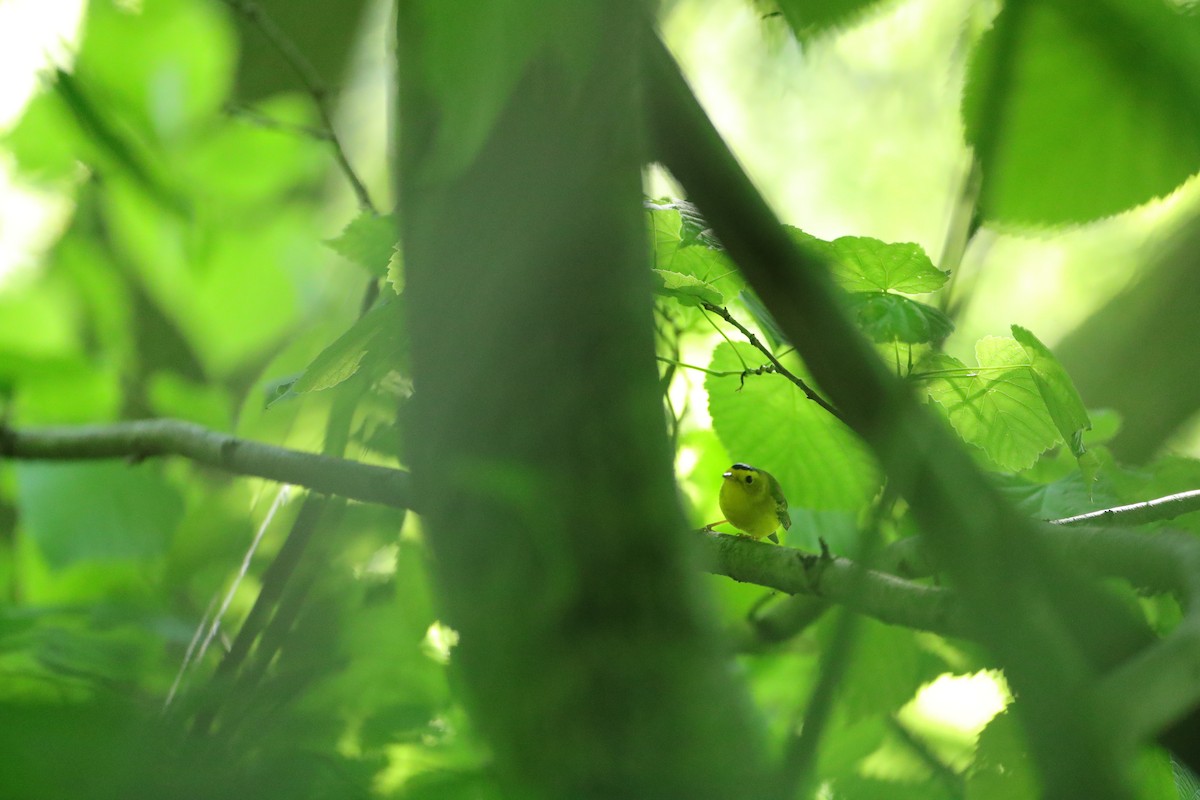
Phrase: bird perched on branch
[{"left": 708, "top": 463, "right": 791, "bottom": 544}]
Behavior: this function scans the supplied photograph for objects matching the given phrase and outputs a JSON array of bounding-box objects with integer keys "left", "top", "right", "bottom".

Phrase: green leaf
[
  {"left": 707, "top": 342, "right": 878, "bottom": 510},
  {"left": 676, "top": 200, "right": 718, "bottom": 247},
  {"left": 920, "top": 338, "right": 1060, "bottom": 471},
  {"left": 181, "top": 95, "right": 327, "bottom": 207},
  {"left": 766, "top": 0, "right": 890, "bottom": 40},
  {"left": 75, "top": 0, "right": 235, "bottom": 136},
  {"left": 387, "top": 246, "right": 405, "bottom": 295},
  {"left": 846, "top": 293, "right": 954, "bottom": 344},
  {"left": 650, "top": 269, "right": 722, "bottom": 307},
  {"left": 289, "top": 301, "right": 398, "bottom": 396},
  {"left": 1, "top": 89, "right": 84, "bottom": 182},
  {"left": 1133, "top": 748, "right": 1179, "bottom": 800},
  {"left": 787, "top": 229, "right": 948, "bottom": 294},
  {"left": 994, "top": 472, "right": 1119, "bottom": 522},
  {"left": 1011, "top": 325, "right": 1090, "bottom": 457},
  {"left": 964, "top": 0, "right": 1200, "bottom": 224},
  {"left": 326, "top": 211, "right": 397, "bottom": 278},
  {"left": 53, "top": 69, "right": 188, "bottom": 214},
  {"left": 15, "top": 462, "right": 183, "bottom": 569},
  {"left": 965, "top": 711, "right": 1038, "bottom": 800},
  {"left": 738, "top": 290, "right": 788, "bottom": 350},
  {"left": 829, "top": 617, "right": 935, "bottom": 722},
  {"left": 648, "top": 207, "right": 744, "bottom": 300}
]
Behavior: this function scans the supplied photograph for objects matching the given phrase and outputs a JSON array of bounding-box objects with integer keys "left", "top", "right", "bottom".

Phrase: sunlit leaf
[
  {"left": 920, "top": 338, "right": 1060, "bottom": 471},
  {"left": 75, "top": 0, "right": 236, "bottom": 137},
  {"left": 648, "top": 207, "right": 744, "bottom": 300},
  {"left": 787, "top": 228, "right": 948, "bottom": 294},
  {"left": 1011, "top": 325, "right": 1090, "bottom": 457},
  {"left": 387, "top": 247, "right": 405, "bottom": 295},
  {"left": 964, "top": 0, "right": 1200, "bottom": 224},
  {"left": 707, "top": 342, "right": 878, "bottom": 510},
  {"left": 289, "top": 300, "right": 398, "bottom": 396},
  {"left": 182, "top": 95, "right": 327, "bottom": 206},
  {"left": 650, "top": 269, "right": 722, "bottom": 307},
  {"left": 327, "top": 211, "right": 397, "bottom": 278},
  {"left": 846, "top": 293, "right": 954, "bottom": 344},
  {"left": 763, "top": 0, "right": 891, "bottom": 41}
]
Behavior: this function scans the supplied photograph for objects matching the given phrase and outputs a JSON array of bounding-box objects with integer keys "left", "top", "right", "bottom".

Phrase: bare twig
[
  {"left": 220, "top": 0, "right": 377, "bottom": 212},
  {"left": 1052, "top": 489, "right": 1200, "bottom": 528},
  {"left": 702, "top": 303, "right": 845, "bottom": 423},
  {"left": 0, "top": 419, "right": 411, "bottom": 510}
]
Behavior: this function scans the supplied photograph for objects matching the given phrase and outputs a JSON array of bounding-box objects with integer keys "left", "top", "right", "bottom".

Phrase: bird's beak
[{"left": 722, "top": 471, "right": 732, "bottom": 479}]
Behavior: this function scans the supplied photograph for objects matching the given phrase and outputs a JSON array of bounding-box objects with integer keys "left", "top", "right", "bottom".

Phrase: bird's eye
[{"left": 744, "top": 475, "right": 753, "bottom": 484}]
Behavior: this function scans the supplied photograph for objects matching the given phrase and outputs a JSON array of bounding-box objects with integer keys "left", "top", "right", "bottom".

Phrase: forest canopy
[{"left": 4, "top": 0, "right": 1200, "bottom": 798}]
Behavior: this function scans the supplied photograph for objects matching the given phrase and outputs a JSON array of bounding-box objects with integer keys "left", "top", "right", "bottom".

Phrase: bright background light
[{"left": 0, "top": 0, "right": 86, "bottom": 284}]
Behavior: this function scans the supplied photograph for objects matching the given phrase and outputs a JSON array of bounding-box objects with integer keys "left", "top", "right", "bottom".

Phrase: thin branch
[
  {"left": 783, "top": 489, "right": 895, "bottom": 793},
  {"left": 654, "top": 355, "right": 777, "bottom": 381},
  {"left": 1052, "top": 489, "right": 1200, "bottom": 528},
  {"left": 223, "top": 102, "right": 331, "bottom": 140},
  {"left": 888, "top": 716, "right": 967, "bottom": 798},
  {"left": 1102, "top": 618, "right": 1200, "bottom": 755},
  {"left": 702, "top": 303, "right": 845, "bottom": 424},
  {"left": 0, "top": 419, "right": 411, "bottom": 510},
  {"left": 219, "top": 0, "right": 377, "bottom": 212}
]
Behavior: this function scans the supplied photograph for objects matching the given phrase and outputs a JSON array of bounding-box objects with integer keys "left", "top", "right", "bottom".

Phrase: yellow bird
[{"left": 714, "top": 463, "right": 791, "bottom": 544}]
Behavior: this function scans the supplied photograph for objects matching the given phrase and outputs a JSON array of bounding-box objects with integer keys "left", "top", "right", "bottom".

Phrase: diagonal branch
[
  {"left": 702, "top": 302, "right": 845, "bottom": 424},
  {"left": 0, "top": 419, "right": 411, "bottom": 510},
  {"left": 219, "top": 0, "right": 377, "bottom": 212}
]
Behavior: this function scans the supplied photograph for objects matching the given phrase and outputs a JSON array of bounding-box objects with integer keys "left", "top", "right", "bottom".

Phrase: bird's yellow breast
[{"left": 719, "top": 468, "right": 780, "bottom": 539}]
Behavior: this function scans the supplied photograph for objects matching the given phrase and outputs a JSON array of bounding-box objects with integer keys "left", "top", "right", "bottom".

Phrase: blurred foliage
[{"left": 1, "top": 0, "right": 1200, "bottom": 797}]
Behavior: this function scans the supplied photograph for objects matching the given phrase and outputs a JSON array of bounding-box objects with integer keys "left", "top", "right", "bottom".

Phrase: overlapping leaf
[
  {"left": 920, "top": 337, "right": 1060, "bottom": 471},
  {"left": 707, "top": 342, "right": 878, "bottom": 510}
]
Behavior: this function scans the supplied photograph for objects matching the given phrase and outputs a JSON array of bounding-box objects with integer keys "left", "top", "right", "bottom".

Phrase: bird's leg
[{"left": 700, "top": 520, "right": 728, "bottom": 532}]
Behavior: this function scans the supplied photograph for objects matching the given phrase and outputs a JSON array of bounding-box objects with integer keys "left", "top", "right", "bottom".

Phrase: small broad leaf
[
  {"left": 920, "top": 338, "right": 1060, "bottom": 471},
  {"left": 290, "top": 301, "right": 398, "bottom": 396},
  {"left": 1011, "top": 325, "right": 1090, "bottom": 457},
  {"left": 387, "top": 246, "right": 405, "bottom": 295},
  {"left": 326, "top": 211, "right": 397, "bottom": 277},
  {"left": 787, "top": 228, "right": 948, "bottom": 294},
  {"left": 672, "top": 199, "right": 721, "bottom": 248},
  {"left": 707, "top": 342, "right": 878, "bottom": 510},
  {"left": 16, "top": 462, "right": 183, "bottom": 569},
  {"left": 647, "top": 207, "right": 744, "bottom": 299},
  {"left": 651, "top": 269, "right": 722, "bottom": 308},
  {"left": 846, "top": 293, "right": 954, "bottom": 344}
]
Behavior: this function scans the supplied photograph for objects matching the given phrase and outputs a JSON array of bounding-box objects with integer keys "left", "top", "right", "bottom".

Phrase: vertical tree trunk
[{"left": 395, "top": 6, "right": 771, "bottom": 797}]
